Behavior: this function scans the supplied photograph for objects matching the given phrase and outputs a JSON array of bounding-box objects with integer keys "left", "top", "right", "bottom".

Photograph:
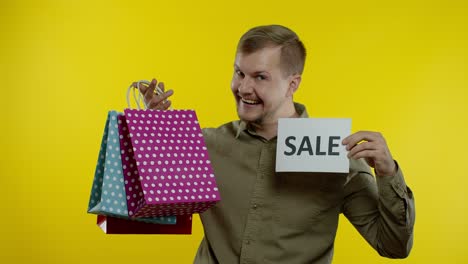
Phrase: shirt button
[
  {"left": 252, "top": 204, "right": 258, "bottom": 209},
  {"left": 245, "top": 240, "right": 250, "bottom": 245}
]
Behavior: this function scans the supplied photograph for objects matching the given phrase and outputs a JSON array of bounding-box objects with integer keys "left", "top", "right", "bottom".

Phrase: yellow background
[{"left": 1, "top": 0, "right": 467, "bottom": 263}]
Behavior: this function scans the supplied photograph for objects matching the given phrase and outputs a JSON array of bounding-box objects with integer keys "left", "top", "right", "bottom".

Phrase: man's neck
[{"left": 254, "top": 106, "right": 299, "bottom": 141}]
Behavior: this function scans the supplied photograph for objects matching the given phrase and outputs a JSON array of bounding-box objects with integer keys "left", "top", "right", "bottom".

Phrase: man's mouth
[{"left": 241, "top": 97, "right": 261, "bottom": 105}]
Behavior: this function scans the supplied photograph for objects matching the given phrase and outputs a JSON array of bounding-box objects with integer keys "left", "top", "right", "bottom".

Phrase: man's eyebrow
[
  {"left": 252, "top": 71, "right": 269, "bottom": 75},
  {"left": 234, "top": 64, "right": 270, "bottom": 75},
  {"left": 234, "top": 65, "right": 270, "bottom": 76}
]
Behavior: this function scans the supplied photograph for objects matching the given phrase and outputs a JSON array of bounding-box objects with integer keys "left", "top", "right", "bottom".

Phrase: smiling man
[
  {"left": 137, "top": 25, "right": 415, "bottom": 264},
  {"left": 231, "top": 42, "right": 302, "bottom": 140}
]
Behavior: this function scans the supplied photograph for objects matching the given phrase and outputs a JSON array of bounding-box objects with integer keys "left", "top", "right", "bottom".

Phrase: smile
[{"left": 241, "top": 97, "right": 261, "bottom": 105}]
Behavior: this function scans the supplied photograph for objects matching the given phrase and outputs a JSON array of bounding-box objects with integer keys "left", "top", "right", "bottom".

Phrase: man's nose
[{"left": 238, "top": 77, "right": 254, "bottom": 94}]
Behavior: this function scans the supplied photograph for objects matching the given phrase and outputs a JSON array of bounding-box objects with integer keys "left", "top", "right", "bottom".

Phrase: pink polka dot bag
[{"left": 119, "top": 109, "right": 221, "bottom": 218}]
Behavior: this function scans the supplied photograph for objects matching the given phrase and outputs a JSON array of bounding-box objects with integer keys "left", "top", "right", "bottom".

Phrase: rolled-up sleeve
[{"left": 342, "top": 160, "right": 415, "bottom": 258}]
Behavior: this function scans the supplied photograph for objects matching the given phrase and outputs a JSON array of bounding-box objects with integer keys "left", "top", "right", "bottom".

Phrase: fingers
[
  {"left": 343, "top": 131, "right": 386, "bottom": 160},
  {"left": 148, "top": 99, "right": 172, "bottom": 110},
  {"left": 132, "top": 80, "right": 153, "bottom": 95},
  {"left": 147, "top": 90, "right": 174, "bottom": 110},
  {"left": 158, "top": 82, "right": 165, "bottom": 94},
  {"left": 132, "top": 79, "right": 174, "bottom": 110},
  {"left": 342, "top": 131, "right": 383, "bottom": 151},
  {"left": 347, "top": 141, "right": 375, "bottom": 159},
  {"left": 132, "top": 79, "right": 155, "bottom": 107},
  {"left": 155, "top": 89, "right": 173, "bottom": 103},
  {"left": 143, "top": 79, "right": 157, "bottom": 103},
  {"left": 349, "top": 149, "right": 377, "bottom": 160},
  {"left": 162, "top": 100, "right": 172, "bottom": 110},
  {"left": 342, "top": 130, "right": 396, "bottom": 175}
]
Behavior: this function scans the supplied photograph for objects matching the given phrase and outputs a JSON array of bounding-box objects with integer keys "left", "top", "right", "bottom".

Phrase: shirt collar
[{"left": 235, "top": 102, "right": 309, "bottom": 139}]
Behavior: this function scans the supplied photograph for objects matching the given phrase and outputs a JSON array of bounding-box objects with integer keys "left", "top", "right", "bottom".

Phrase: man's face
[{"left": 231, "top": 46, "right": 297, "bottom": 126}]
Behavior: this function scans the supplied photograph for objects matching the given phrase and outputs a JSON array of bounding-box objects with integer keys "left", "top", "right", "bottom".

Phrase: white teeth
[{"left": 241, "top": 98, "right": 260, "bottom": 105}]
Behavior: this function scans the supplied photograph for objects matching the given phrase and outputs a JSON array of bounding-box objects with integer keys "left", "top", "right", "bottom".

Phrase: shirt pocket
[{"left": 273, "top": 173, "right": 345, "bottom": 231}]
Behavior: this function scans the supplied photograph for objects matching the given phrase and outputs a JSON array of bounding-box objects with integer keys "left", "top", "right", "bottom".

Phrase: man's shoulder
[{"left": 202, "top": 120, "right": 241, "bottom": 139}]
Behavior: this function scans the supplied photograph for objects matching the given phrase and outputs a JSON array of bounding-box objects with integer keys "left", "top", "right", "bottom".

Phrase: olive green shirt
[{"left": 194, "top": 103, "right": 415, "bottom": 264}]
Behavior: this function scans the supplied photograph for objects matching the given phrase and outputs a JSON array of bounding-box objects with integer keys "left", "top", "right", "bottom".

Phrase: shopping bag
[
  {"left": 96, "top": 214, "right": 192, "bottom": 234},
  {"left": 87, "top": 111, "right": 177, "bottom": 225},
  {"left": 118, "top": 109, "right": 221, "bottom": 217}
]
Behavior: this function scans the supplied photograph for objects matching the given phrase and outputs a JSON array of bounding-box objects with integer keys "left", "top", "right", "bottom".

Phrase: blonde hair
[{"left": 237, "top": 25, "right": 306, "bottom": 76}]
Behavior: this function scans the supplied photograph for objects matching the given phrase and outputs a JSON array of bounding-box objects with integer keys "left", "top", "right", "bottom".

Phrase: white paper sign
[{"left": 276, "top": 118, "right": 351, "bottom": 173}]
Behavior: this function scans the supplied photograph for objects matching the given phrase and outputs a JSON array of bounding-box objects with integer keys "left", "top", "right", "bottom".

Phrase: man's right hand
[{"left": 132, "top": 78, "right": 174, "bottom": 110}]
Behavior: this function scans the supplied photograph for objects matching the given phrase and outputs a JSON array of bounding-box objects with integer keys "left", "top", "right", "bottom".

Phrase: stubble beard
[{"left": 238, "top": 104, "right": 276, "bottom": 130}]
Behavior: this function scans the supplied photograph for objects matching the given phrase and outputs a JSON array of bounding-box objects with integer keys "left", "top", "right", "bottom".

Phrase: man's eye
[
  {"left": 256, "top": 75, "right": 266, "bottom": 80},
  {"left": 236, "top": 70, "right": 244, "bottom": 77}
]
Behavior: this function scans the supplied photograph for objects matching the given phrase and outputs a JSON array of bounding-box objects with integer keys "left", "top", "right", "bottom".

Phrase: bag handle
[{"left": 126, "top": 80, "right": 165, "bottom": 110}]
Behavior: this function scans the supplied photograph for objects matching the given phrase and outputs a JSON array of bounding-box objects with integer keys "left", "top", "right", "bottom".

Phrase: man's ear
[{"left": 286, "top": 74, "right": 302, "bottom": 97}]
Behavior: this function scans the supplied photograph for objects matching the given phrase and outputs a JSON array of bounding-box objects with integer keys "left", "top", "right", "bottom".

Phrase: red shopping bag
[{"left": 96, "top": 215, "right": 192, "bottom": 234}]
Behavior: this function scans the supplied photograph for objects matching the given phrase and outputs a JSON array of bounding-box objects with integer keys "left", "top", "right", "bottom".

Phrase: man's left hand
[{"left": 342, "top": 131, "right": 396, "bottom": 176}]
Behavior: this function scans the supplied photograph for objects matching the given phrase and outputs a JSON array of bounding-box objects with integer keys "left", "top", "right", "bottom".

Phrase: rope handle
[{"left": 126, "top": 80, "right": 165, "bottom": 110}]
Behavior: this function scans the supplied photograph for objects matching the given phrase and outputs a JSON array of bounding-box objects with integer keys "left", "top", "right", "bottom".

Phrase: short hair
[{"left": 236, "top": 25, "right": 306, "bottom": 76}]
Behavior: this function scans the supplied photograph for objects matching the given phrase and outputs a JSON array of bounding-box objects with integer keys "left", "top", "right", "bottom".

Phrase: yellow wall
[{"left": 1, "top": 0, "right": 467, "bottom": 263}]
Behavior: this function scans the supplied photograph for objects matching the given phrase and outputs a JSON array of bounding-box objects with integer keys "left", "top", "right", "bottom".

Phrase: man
[{"left": 135, "top": 25, "right": 415, "bottom": 264}]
